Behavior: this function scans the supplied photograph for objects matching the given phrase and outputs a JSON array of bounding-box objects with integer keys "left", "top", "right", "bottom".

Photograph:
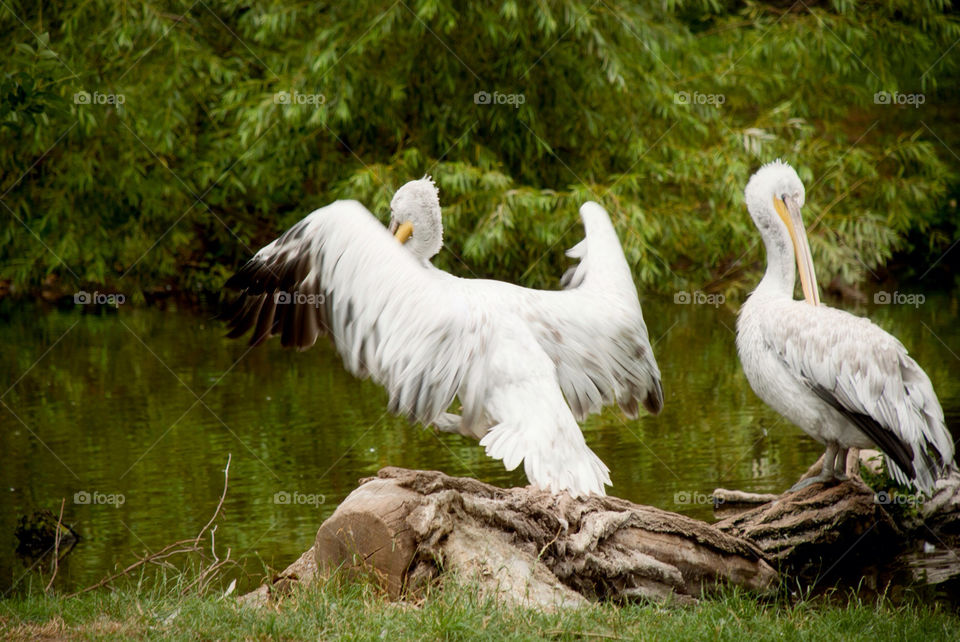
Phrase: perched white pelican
[
  {"left": 223, "top": 178, "right": 663, "bottom": 497},
  {"left": 737, "top": 160, "right": 955, "bottom": 493}
]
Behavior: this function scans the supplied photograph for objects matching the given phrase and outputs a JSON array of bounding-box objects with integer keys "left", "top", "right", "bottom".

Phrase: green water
[{"left": 2, "top": 293, "right": 959, "bottom": 594}]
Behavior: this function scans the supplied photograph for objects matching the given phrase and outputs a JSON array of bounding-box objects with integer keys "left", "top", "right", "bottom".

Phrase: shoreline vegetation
[
  {"left": 3, "top": 577, "right": 959, "bottom": 641},
  {"left": 3, "top": 1, "right": 959, "bottom": 304}
]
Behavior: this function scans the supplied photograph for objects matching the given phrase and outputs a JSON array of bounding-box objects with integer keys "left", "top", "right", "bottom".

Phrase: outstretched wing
[
  {"left": 763, "top": 301, "right": 953, "bottom": 490},
  {"left": 509, "top": 202, "right": 663, "bottom": 421},
  {"left": 222, "top": 200, "right": 486, "bottom": 425}
]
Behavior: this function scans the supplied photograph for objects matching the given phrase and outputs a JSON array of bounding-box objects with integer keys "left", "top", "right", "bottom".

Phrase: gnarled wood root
[
  {"left": 714, "top": 479, "right": 901, "bottom": 580},
  {"left": 713, "top": 450, "right": 960, "bottom": 585}
]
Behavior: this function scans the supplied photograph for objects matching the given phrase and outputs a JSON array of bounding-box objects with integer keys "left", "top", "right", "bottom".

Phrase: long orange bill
[{"left": 774, "top": 196, "right": 820, "bottom": 306}]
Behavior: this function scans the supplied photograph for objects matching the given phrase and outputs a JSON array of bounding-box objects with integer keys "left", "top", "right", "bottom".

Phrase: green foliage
[
  {"left": 858, "top": 453, "right": 927, "bottom": 523},
  {"left": 1, "top": 0, "right": 958, "bottom": 301}
]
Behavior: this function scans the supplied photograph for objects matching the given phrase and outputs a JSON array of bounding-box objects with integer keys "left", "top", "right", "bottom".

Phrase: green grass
[{"left": 2, "top": 576, "right": 958, "bottom": 641}]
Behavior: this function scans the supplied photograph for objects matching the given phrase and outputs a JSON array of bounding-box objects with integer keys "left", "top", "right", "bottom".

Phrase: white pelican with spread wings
[{"left": 223, "top": 178, "right": 663, "bottom": 497}]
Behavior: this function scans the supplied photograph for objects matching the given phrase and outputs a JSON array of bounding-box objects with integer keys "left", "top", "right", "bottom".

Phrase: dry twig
[
  {"left": 44, "top": 498, "right": 66, "bottom": 593},
  {"left": 67, "top": 454, "right": 234, "bottom": 598}
]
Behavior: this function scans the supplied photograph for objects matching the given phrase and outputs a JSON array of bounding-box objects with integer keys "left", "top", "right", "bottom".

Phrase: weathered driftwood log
[
  {"left": 919, "top": 473, "right": 960, "bottom": 535},
  {"left": 712, "top": 489, "right": 781, "bottom": 521},
  {"left": 714, "top": 479, "right": 901, "bottom": 580},
  {"left": 311, "top": 467, "right": 776, "bottom": 607},
  {"left": 713, "top": 450, "right": 960, "bottom": 585},
  {"left": 240, "top": 463, "right": 960, "bottom": 608}
]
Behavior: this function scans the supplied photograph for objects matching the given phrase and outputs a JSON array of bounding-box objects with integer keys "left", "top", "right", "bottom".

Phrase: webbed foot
[{"left": 786, "top": 473, "right": 834, "bottom": 493}]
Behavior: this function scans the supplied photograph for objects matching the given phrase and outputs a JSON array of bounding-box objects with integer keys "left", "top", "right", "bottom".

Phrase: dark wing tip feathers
[
  {"left": 223, "top": 256, "right": 272, "bottom": 293},
  {"left": 617, "top": 377, "right": 663, "bottom": 418},
  {"left": 221, "top": 253, "right": 326, "bottom": 351},
  {"left": 643, "top": 378, "right": 664, "bottom": 415}
]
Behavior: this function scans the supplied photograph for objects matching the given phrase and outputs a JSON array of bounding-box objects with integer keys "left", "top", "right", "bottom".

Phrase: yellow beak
[
  {"left": 773, "top": 196, "right": 820, "bottom": 306},
  {"left": 394, "top": 220, "right": 413, "bottom": 244}
]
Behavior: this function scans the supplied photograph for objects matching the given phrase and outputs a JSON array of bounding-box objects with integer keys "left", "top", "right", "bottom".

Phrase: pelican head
[
  {"left": 745, "top": 160, "right": 819, "bottom": 306},
  {"left": 388, "top": 176, "right": 443, "bottom": 262}
]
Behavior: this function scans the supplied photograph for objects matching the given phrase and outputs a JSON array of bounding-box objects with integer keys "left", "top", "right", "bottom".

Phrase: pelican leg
[
  {"left": 834, "top": 447, "right": 850, "bottom": 481},
  {"left": 847, "top": 447, "right": 863, "bottom": 482},
  {"left": 433, "top": 412, "right": 463, "bottom": 434},
  {"left": 433, "top": 412, "right": 487, "bottom": 440},
  {"left": 787, "top": 442, "right": 839, "bottom": 493}
]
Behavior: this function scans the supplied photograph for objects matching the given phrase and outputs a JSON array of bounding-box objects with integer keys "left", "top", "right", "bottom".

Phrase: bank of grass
[{"left": 1, "top": 575, "right": 958, "bottom": 641}]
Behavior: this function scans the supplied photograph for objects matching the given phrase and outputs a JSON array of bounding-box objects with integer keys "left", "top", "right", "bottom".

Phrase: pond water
[{"left": 2, "top": 290, "right": 959, "bottom": 596}]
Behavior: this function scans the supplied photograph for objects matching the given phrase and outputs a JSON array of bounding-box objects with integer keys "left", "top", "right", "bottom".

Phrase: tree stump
[{"left": 313, "top": 478, "right": 422, "bottom": 599}]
